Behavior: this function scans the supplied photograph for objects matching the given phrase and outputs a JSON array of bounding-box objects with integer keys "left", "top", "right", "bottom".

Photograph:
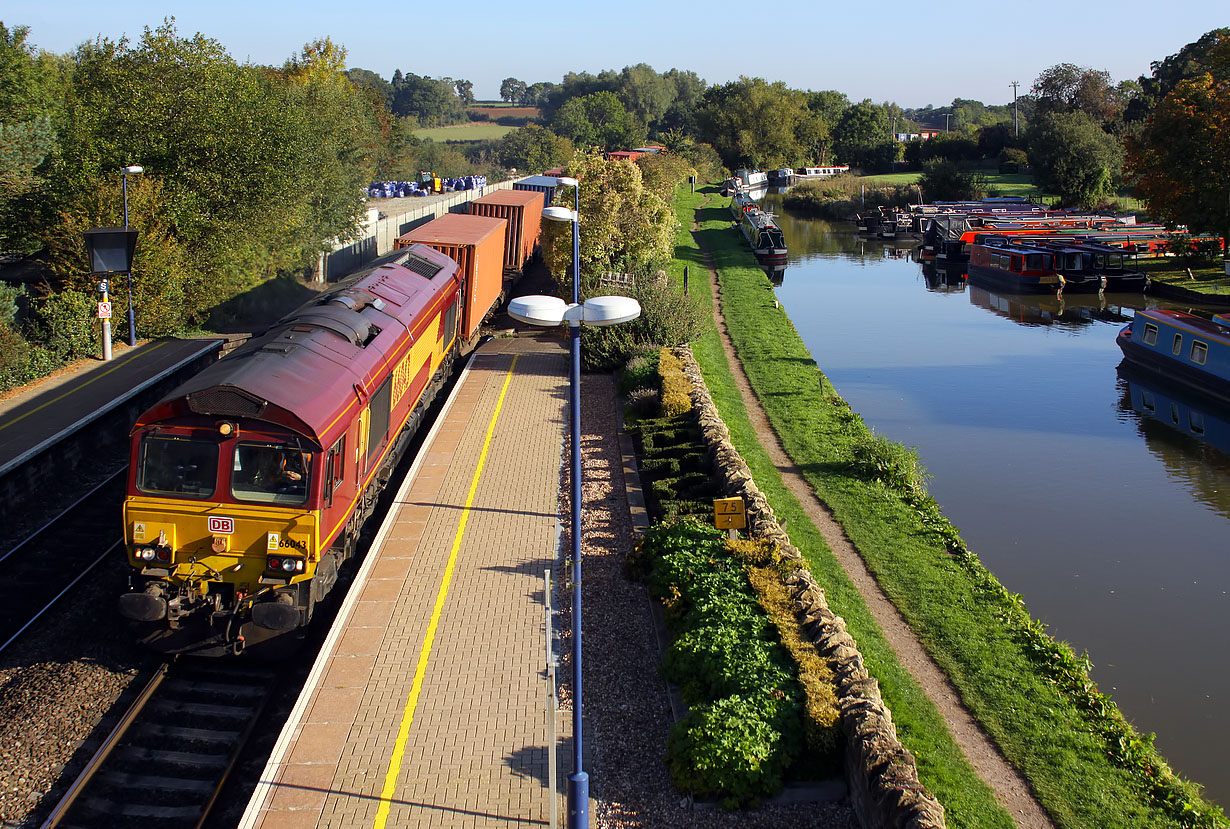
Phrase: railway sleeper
[
  {"left": 135, "top": 722, "right": 239, "bottom": 743},
  {"left": 116, "top": 745, "right": 228, "bottom": 769},
  {"left": 147, "top": 698, "right": 256, "bottom": 720},
  {"left": 82, "top": 796, "right": 206, "bottom": 819},
  {"left": 97, "top": 770, "right": 216, "bottom": 793}
]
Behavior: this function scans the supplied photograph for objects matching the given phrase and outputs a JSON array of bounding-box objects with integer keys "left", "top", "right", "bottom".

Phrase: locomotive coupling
[{"left": 119, "top": 582, "right": 168, "bottom": 622}]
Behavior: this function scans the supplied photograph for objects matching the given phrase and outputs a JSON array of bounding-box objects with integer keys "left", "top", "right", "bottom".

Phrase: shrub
[
  {"left": 663, "top": 624, "right": 793, "bottom": 702},
  {"left": 24, "top": 288, "right": 98, "bottom": 363},
  {"left": 658, "top": 348, "right": 693, "bottom": 417},
  {"left": 582, "top": 277, "right": 711, "bottom": 371},
  {"left": 848, "top": 428, "right": 929, "bottom": 501},
  {"left": 619, "top": 350, "right": 658, "bottom": 394},
  {"left": 918, "top": 159, "right": 986, "bottom": 202},
  {"left": 667, "top": 694, "right": 794, "bottom": 807}
]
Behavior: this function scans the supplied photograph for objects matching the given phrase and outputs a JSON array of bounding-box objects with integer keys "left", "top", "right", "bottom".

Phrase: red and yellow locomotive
[{"left": 119, "top": 243, "right": 492, "bottom": 655}]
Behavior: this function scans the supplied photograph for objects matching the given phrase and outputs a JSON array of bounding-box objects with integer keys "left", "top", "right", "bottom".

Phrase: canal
[{"left": 762, "top": 194, "right": 1229, "bottom": 808}]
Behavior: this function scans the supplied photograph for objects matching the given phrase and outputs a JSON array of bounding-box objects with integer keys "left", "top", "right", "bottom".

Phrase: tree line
[{"left": 0, "top": 18, "right": 1226, "bottom": 387}]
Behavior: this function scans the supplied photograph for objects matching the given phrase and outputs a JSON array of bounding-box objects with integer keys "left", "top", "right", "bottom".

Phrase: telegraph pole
[{"left": 1010, "top": 81, "right": 1020, "bottom": 137}]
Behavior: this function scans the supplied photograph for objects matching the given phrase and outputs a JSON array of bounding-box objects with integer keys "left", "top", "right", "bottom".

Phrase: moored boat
[
  {"left": 967, "top": 236, "right": 1102, "bottom": 293},
  {"left": 1117, "top": 310, "right": 1230, "bottom": 406},
  {"left": 730, "top": 192, "right": 787, "bottom": 264}
]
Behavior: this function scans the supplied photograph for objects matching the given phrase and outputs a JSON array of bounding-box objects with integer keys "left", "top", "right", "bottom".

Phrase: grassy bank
[{"left": 671, "top": 184, "right": 1226, "bottom": 828}]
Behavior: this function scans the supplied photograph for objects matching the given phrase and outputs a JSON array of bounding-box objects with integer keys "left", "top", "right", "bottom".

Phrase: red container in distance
[{"left": 469, "top": 189, "right": 545, "bottom": 273}]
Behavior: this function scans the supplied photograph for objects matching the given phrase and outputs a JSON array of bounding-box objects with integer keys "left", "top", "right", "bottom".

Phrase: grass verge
[{"left": 671, "top": 183, "right": 1227, "bottom": 829}]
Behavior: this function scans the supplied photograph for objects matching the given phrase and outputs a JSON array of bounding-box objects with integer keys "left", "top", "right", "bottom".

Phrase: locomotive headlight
[
  {"left": 266, "top": 555, "right": 306, "bottom": 574},
  {"left": 137, "top": 547, "right": 156, "bottom": 561}
]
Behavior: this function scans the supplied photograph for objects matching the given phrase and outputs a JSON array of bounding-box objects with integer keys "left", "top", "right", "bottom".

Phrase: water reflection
[
  {"left": 968, "top": 285, "right": 1135, "bottom": 330},
  {"left": 1118, "top": 366, "right": 1230, "bottom": 520}
]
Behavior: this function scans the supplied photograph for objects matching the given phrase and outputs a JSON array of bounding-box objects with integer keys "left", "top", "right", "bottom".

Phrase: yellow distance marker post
[{"left": 714, "top": 496, "right": 746, "bottom": 540}]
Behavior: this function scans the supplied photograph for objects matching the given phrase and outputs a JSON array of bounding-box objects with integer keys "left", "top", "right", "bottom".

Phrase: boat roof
[{"left": 1138, "top": 309, "right": 1230, "bottom": 345}]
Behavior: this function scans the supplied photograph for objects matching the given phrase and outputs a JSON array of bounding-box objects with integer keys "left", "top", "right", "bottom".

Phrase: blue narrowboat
[{"left": 1116, "top": 310, "right": 1230, "bottom": 405}]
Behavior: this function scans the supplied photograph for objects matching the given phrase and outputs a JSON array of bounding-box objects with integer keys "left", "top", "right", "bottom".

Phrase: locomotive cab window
[
  {"left": 231, "top": 442, "right": 312, "bottom": 505},
  {"left": 324, "top": 436, "right": 346, "bottom": 506},
  {"left": 137, "top": 436, "right": 219, "bottom": 498}
]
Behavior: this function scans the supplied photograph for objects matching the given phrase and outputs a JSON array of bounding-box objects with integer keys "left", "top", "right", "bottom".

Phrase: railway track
[
  {"left": 0, "top": 469, "right": 128, "bottom": 655},
  {"left": 40, "top": 659, "right": 278, "bottom": 828}
]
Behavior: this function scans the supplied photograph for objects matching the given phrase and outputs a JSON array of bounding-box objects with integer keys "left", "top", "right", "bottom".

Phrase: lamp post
[
  {"left": 122, "top": 165, "right": 143, "bottom": 346},
  {"left": 510, "top": 190, "right": 639, "bottom": 829}
]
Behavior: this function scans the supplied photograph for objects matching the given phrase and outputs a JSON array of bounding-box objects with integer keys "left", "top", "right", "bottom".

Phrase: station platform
[
  {"left": 0, "top": 338, "right": 223, "bottom": 475},
  {"left": 240, "top": 333, "right": 573, "bottom": 828}
]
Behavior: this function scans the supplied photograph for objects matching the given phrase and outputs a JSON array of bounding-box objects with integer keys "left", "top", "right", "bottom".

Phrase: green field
[{"left": 412, "top": 123, "right": 515, "bottom": 141}]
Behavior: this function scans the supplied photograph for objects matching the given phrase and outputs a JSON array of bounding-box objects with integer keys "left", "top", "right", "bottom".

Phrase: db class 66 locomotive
[{"left": 119, "top": 243, "right": 496, "bottom": 656}]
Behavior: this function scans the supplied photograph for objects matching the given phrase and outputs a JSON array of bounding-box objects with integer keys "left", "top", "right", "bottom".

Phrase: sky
[{"left": 5, "top": 1, "right": 1227, "bottom": 109}]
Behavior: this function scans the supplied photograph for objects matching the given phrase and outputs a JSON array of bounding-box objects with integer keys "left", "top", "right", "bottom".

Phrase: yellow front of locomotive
[{"left": 120, "top": 422, "right": 325, "bottom": 656}]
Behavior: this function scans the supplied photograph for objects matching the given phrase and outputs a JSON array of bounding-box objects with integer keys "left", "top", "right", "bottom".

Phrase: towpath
[{"left": 691, "top": 195, "right": 1055, "bottom": 829}]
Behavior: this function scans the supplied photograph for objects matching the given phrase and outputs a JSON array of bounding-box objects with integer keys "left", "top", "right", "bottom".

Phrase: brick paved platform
[{"left": 241, "top": 334, "right": 571, "bottom": 828}]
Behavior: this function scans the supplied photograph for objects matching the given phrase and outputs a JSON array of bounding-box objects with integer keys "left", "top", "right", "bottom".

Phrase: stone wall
[{"left": 674, "top": 346, "right": 946, "bottom": 829}]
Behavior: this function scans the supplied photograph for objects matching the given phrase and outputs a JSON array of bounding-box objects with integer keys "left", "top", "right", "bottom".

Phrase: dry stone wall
[{"left": 674, "top": 346, "right": 946, "bottom": 829}]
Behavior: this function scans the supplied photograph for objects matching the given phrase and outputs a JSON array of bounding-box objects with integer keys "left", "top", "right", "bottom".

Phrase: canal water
[{"left": 761, "top": 193, "right": 1229, "bottom": 807}]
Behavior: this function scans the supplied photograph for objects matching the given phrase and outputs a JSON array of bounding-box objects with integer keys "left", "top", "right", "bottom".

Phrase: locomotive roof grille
[
  {"left": 187, "top": 387, "right": 266, "bottom": 417},
  {"left": 395, "top": 251, "right": 445, "bottom": 278}
]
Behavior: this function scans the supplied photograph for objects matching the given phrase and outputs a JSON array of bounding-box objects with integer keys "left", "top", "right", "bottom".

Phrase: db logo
[{"left": 208, "top": 516, "right": 235, "bottom": 534}]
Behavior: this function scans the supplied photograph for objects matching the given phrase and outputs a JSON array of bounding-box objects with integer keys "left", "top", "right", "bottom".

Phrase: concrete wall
[{"left": 320, "top": 180, "right": 517, "bottom": 282}]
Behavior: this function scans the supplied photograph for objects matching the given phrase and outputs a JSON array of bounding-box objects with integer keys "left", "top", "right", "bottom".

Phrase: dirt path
[{"left": 692, "top": 203, "right": 1054, "bottom": 829}]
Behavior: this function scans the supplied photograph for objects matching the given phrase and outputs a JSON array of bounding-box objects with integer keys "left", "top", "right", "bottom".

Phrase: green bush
[
  {"left": 24, "top": 288, "right": 98, "bottom": 362},
  {"left": 582, "top": 278, "right": 711, "bottom": 371},
  {"left": 664, "top": 624, "right": 794, "bottom": 702},
  {"left": 667, "top": 694, "right": 795, "bottom": 807},
  {"left": 848, "top": 428, "right": 929, "bottom": 501}
]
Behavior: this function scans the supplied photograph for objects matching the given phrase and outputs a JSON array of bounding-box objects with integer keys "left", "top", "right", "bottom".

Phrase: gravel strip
[
  {"left": 0, "top": 559, "right": 152, "bottom": 829},
  {"left": 571, "top": 373, "right": 857, "bottom": 828}
]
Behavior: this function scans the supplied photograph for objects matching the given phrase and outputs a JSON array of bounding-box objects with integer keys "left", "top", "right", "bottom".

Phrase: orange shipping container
[
  {"left": 469, "top": 189, "right": 544, "bottom": 273},
  {"left": 395, "top": 213, "right": 507, "bottom": 339}
]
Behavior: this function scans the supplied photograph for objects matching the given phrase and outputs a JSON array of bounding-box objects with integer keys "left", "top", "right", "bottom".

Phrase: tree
[
  {"left": 393, "top": 72, "right": 463, "bottom": 125},
  {"left": 1126, "top": 71, "right": 1230, "bottom": 252},
  {"left": 832, "top": 100, "right": 891, "bottom": 168},
  {"left": 454, "top": 79, "right": 474, "bottom": 107},
  {"left": 40, "top": 21, "right": 378, "bottom": 333},
  {"left": 617, "top": 63, "right": 673, "bottom": 128},
  {"left": 550, "top": 91, "right": 644, "bottom": 151},
  {"left": 1032, "top": 63, "right": 1129, "bottom": 123},
  {"left": 346, "top": 67, "right": 394, "bottom": 110},
  {"left": 542, "top": 150, "right": 676, "bottom": 283},
  {"left": 1028, "top": 110, "right": 1123, "bottom": 207},
  {"left": 696, "top": 77, "right": 814, "bottom": 169},
  {"left": 524, "top": 81, "right": 557, "bottom": 108},
  {"left": 1135, "top": 28, "right": 1230, "bottom": 113},
  {"left": 0, "top": 22, "right": 64, "bottom": 251},
  {"left": 497, "top": 124, "right": 573, "bottom": 173},
  {"left": 499, "top": 77, "right": 526, "bottom": 104}
]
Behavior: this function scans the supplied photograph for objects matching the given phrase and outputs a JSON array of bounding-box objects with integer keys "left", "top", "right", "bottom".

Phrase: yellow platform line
[{"left": 373, "top": 354, "right": 519, "bottom": 829}]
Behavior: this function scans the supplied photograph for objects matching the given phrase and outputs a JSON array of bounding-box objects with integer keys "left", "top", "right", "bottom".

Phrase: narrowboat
[
  {"left": 794, "top": 166, "right": 850, "bottom": 181},
  {"left": 1039, "top": 241, "right": 1150, "bottom": 292},
  {"left": 1117, "top": 310, "right": 1230, "bottom": 406},
  {"left": 729, "top": 192, "right": 787, "bottom": 264},
  {"left": 966, "top": 236, "right": 1102, "bottom": 293}
]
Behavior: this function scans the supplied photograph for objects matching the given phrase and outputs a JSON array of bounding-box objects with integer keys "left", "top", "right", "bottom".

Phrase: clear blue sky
[{"left": 5, "top": 1, "right": 1226, "bottom": 108}]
